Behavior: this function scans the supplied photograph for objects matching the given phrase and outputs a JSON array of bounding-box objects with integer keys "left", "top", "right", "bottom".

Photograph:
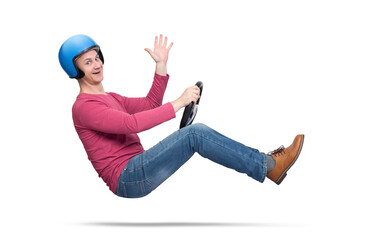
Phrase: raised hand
[{"left": 144, "top": 34, "right": 173, "bottom": 64}]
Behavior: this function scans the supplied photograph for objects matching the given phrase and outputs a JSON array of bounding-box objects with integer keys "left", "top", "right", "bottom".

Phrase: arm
[
  {"left": 75, "top": 100, "right": 176, "bottom": 134},
  {"left": 113, "top": 73, "right": 170, "bottom": 114},
  {"left": 145, "top": 35, "right": 201, "bottom": 113},
  {"left": 113, "top": 34, "right": 174, "bottom": 114}
]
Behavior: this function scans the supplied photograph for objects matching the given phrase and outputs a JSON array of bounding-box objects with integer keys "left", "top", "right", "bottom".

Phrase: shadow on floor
[{"left": 79, "top": 222, "right": 298, "bottom": 228}]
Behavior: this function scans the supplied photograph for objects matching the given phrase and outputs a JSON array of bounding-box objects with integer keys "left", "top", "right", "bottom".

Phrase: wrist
[
  {"left": 171, "top": 99, "right": 183, "bottom": 112},
  {"left": 155, "top": 61, "right": 167, "bottom": 76}
]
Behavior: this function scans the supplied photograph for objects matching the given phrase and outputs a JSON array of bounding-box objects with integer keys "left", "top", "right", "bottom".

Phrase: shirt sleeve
[
  {"left": 75, "top": 99, "right": 176, "bottom": 134},
  {"left": 112, "top": 73, "right": 170, "bottom": 114}
]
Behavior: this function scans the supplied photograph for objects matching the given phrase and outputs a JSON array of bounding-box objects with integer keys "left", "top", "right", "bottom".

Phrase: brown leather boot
[{"left": 266, "top": 134, "right": 305, "bottom": 185}]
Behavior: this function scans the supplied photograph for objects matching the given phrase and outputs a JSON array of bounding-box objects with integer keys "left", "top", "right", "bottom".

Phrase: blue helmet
[{"left": 58, "top": 34, "right": 104, "bottom": 79}]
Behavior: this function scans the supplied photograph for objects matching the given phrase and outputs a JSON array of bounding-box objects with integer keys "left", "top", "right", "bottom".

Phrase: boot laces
[{"left": 268, "top": 145, "right": 285, "bottom": 157}]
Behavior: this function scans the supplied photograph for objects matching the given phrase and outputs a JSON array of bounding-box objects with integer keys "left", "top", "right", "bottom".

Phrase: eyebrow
[{"left": 82, "top": 53, "right": 99, "bottom": 62}]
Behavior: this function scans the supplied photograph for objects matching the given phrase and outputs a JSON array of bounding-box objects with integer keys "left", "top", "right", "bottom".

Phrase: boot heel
[{"left": 276, "top": 173, "right": 287, "bottom": 185}]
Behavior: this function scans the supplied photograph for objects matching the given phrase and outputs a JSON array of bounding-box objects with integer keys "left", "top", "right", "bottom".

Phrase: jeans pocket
[{"left": 121, "top": 179, "right": 154, "bottom": 198}]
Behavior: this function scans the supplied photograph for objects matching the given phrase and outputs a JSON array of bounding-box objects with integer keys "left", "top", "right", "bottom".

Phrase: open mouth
[{"left": 93, "top": 71, "right": 101, "bottom": 75}]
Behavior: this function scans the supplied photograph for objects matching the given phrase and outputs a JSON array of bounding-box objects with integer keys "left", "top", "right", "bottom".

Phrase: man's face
[{"left": 76, "top": 49, "right": 103, "bottom": 83}]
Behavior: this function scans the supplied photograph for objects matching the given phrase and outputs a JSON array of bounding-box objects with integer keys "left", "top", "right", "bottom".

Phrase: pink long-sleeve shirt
[{"left": 72, "top": 73, "right": 176, "bottom": 193}]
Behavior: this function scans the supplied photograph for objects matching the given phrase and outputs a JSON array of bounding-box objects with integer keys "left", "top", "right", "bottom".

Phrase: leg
[{"left": 116, "top": 123, "right": 267, "bottom": 198}]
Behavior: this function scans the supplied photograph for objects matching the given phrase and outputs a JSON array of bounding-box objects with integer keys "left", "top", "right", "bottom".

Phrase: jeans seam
[
  {"left": 140, "top": 182, "right": 145, "bottom": 195},
  {"left": 261, "top": 153, "right": 267, "bottom": 182},
  {"left": 122, "top": 182, "right": 126, "bottom": 197}
]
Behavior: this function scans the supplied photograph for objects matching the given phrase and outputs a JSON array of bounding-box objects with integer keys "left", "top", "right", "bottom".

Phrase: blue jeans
[{"left": 116, "top": 123, "right": 267, "bottom": 198}]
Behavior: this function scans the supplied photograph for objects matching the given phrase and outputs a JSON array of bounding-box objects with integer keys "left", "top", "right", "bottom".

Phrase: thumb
[{"left": 144, "top": 48, "right": 153, "bottom": 55}]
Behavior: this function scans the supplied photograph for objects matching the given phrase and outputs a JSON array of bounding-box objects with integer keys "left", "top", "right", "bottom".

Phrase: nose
[{"left": 93, "top": 59, "right": 102, "bottom": 69}]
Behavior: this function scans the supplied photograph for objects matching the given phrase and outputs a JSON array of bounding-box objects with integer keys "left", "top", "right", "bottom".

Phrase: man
[{"left": 59, "top": 34, "right": 304, "bottom": 198}]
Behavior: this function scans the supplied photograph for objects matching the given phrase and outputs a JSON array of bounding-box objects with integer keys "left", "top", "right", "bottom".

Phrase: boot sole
[{"left": 275, "top": 134, "right": 305, "bottom": 185}]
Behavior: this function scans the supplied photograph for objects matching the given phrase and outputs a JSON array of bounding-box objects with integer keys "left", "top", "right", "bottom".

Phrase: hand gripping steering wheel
[{"left": 179, "top": 81, "right": 203, "bottom": 129}]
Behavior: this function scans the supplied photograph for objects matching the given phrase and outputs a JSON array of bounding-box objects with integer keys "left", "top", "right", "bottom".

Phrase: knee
[
  {"left": 187, "top": 123, "right": 210, "bottom": 134},
  {"left": 187, "top": 123, "right": 211, "bottom": 138}
]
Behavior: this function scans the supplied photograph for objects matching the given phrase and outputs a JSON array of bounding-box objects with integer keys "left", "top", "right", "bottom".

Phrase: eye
[
  {"left": 86, "top": 61, "right": 91, "bottom": 65},
  {"left": 95, "top": 56, "right": 100, "bottom": 61}
]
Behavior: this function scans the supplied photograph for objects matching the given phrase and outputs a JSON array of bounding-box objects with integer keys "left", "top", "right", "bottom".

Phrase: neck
[{"left": 78, "top": 79, "right": 106, "bottom": 95}]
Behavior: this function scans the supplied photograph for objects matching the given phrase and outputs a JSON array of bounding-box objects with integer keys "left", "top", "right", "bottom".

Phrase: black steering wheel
[{"left": 179, "top": 81, "right": 203, "bottom": 129}]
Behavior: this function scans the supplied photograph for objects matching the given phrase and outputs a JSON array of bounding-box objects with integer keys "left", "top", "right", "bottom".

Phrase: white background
[{"left": 1, "top": 0, "right": 366, "bottom": 239}]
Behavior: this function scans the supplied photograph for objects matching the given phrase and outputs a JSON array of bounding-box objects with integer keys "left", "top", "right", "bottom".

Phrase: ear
[{"left": 73, "top": 56, "right": 85, "bottom": 79}]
